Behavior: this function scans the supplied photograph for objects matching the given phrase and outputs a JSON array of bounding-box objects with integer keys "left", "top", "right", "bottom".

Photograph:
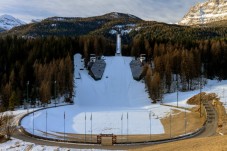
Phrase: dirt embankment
[
  {"left": 212, "top": 99, "right": 227, "bottom": 135},
  {"left": 132, "top": 92, "right": 227, "bottom": 151},
  {"left": 161, "top": 108, "right": 205, "bottom": 138},
  {"left": 188, "top": 92, "right": 227, "bottom": 135},
  {"left": 131, "top": 135, "right": 227, "bottom": 151}
]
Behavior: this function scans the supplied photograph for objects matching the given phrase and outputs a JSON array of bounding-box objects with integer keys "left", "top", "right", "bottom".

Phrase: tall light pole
[
  {"left": 33, "top": 111, "right": 34, "bottom": 136},
  {"left": 27, "top": 81, "right": 29, "bottom": 113},
  {"left": 121, "top": 113, "right": 123, "bottom": 135},
  {"left": 184, "top": 108, "right": 187, "bottom": 134},
  {"left": 54, "top": 81, "right": 57, "bottom": 107},
  {"left": 64, "top": 111, "right": 65, "bottom": 141},
  {"left": 90, "top": 113, "right": 92, "bottom": 142},
  {"left": 85, "top": 112, "right": 86, "bottom": 143},
  {"left": 170, "top": 110, "right": 172, "bottom": 138},
  {"left": 149, "top": 111, "right": 151, "bottom": 140},
  {"left": 200, "top": 6, "right": 204, "bottom": 118},
  {"left": 127, "top": 112, "right": 129, "bottom": 142},
  {"left": 46, "top": 110, "right": 47, "bottom": 138},
  {"left": 177, "top": 75, "right": 179, "bottom": 108},
  {"left": 200, "top": 80, "right": 202, "bottom": 117}
]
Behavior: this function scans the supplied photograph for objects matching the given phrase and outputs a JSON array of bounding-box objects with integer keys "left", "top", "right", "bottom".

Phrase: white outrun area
[{"left": 21, "top": 54, "right": 165, "bottom": 137}]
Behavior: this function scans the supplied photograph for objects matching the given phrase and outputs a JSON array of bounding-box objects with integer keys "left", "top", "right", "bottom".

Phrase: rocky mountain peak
[
  {"left": 0, "top": 14, "right": 26, "bottom": 30},
  {"left": 179, "top": 0, "right": 227, "bottom": 25}
]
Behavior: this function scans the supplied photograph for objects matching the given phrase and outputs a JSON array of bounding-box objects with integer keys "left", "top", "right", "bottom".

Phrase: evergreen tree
[{"left": 9, "top": 91, "right": 17, "bottom": 111}]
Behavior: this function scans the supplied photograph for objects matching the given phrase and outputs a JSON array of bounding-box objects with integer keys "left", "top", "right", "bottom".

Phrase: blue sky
[{"left": 0, "top": 0, "right": 205, "bottom": 23}]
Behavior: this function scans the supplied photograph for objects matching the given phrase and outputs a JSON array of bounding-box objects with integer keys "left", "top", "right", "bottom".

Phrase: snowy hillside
[
  {"left": 0, "top": 14, "right": 26, "bottom": 30},
  {"left": 179, "top": 0, "right": 227, "bottom": 25},
  {"left": 17, "top": 53, "right": 227, "bottom": 139},
  {"left": 21, "top": 54, "right": 166, "bottom": 136}
]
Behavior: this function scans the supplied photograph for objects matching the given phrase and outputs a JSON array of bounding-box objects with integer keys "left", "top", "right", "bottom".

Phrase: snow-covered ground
[
  {"left": 2, "top": 54, "right": 227, "bottom": 150},
  {"left": 164, "top": 79, "right": 227, "bottom": 107},
  {"left": 0, "top": 138, "right": 113, "bottom": 151},
  {"left": 21, "top": 54, "right": 166, "bottom": 137},
  {"left": 20, "top": 53, "right": 227, "bottom": 140}
]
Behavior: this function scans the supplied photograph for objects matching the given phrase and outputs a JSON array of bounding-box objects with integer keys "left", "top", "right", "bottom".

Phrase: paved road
[
  {"left": 196, "top": 100, "right": 218, "bottom": 137},
  {"left": 12, "top": 100, "right": 218, "bottom": 150}
]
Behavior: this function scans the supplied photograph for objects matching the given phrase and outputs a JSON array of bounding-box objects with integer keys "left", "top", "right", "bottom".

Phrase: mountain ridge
[
  {"left": 0, "top": 12, "right": 227, "bottom": 43},
  {"left": 0, "top": 12, "right": 143, "bottom": 39}
]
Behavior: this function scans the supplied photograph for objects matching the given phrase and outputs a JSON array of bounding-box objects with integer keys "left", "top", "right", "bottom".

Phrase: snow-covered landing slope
[
  {"left": 75, "top": 54, "right": 150, "bottom": 108},
  {"left": 20, "top": 53, "right": 227, "bottom": 137},
  {"left": 21, "top": 54, "right": 165, "bottom": 136}
]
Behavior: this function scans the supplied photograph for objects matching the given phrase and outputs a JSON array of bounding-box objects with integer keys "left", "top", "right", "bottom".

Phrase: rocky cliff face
[{"left": 179, "top": 0, "right": 227, "bottom": 25}]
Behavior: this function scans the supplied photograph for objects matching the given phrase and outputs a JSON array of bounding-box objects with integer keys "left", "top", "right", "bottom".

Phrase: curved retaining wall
[{"left": 18, "top": 103, "right": 208, "bottom": 145}]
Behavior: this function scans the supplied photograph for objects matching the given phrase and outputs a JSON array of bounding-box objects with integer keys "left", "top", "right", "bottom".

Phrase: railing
[{"left": 18, "top": 103, "right": 209, "bottom": 145}]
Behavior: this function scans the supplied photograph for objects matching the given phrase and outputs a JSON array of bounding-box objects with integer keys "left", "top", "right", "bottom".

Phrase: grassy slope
[{"left": 131, "top": 135, "right": 227, "bottom": 151}]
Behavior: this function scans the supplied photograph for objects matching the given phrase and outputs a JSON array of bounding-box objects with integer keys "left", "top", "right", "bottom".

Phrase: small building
[
  {"left": 139, "top": 54, "right": 146, "bottom": 63},
  {"left": 90, "top": 54, "right": 96, "bottom": 63},
  {"left": 90, "top": 59, "right": 106, "bottom": 80},
  {"left": 130, "top": 60, "right": 143, "bottom": 81}
]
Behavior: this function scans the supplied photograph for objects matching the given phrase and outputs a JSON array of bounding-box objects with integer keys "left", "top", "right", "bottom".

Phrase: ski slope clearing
[
  {"left": 21, "top": 54, "right": 165, "bottom": 136},
  {"left": 76, "top": 55, "right": 151, "bottom": 107},
  {"left": 21, "top": 53, "right": 227, "bottom": 139}
]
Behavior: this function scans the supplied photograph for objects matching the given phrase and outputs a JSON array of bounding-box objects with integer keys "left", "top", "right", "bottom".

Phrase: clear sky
[{"left": 0, "top": 0, "right": 205, "bottom": 23}]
